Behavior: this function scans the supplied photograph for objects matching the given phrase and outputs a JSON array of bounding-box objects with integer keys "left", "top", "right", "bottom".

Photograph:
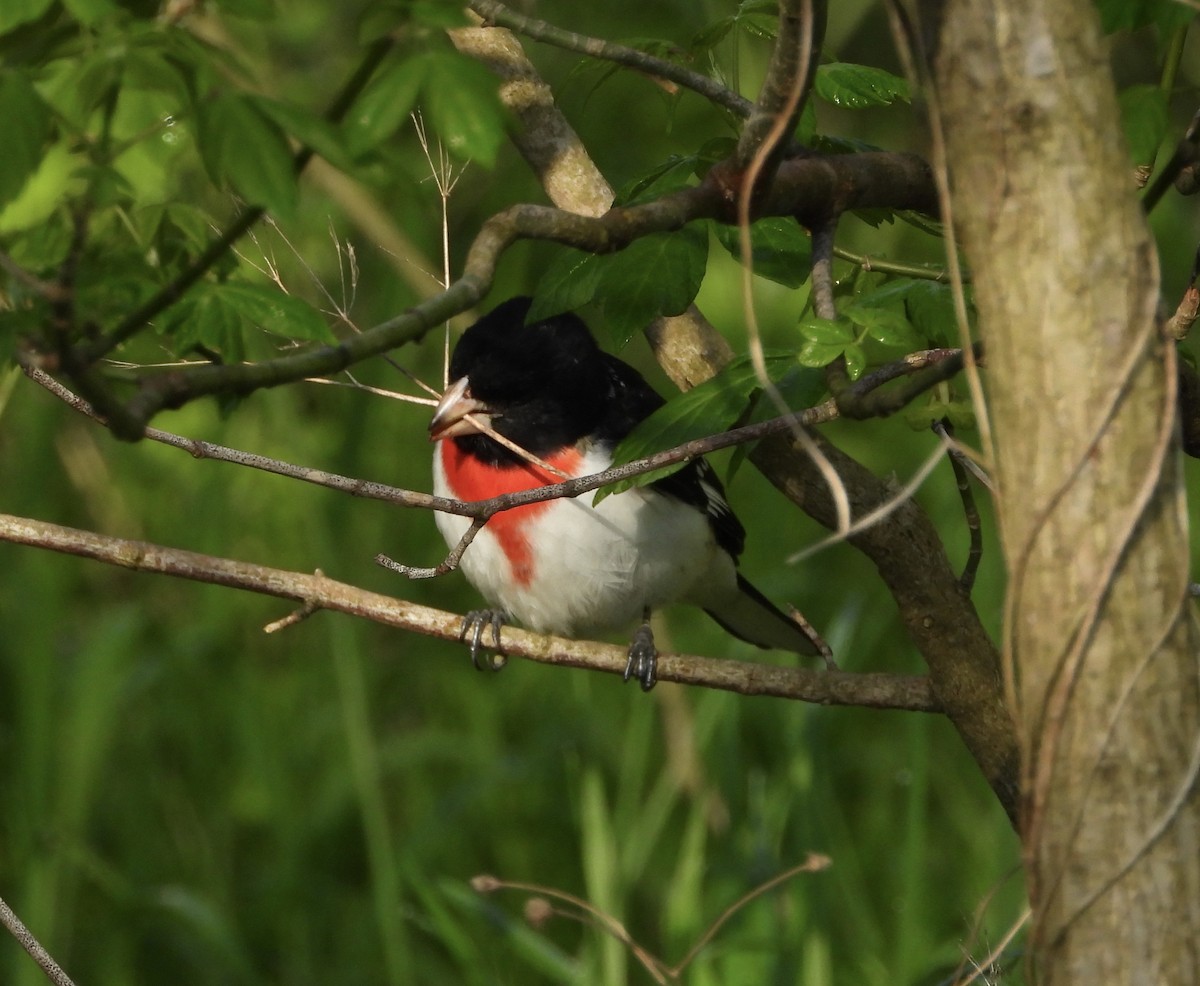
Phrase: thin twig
[
  {"left": 0, "top": 895, "right": 77, "bottom": 986},
  {"left": 667, "top": 854, "right": 831, "bottom": 976},
  {"left": 467, "top": 0, "right": 754, "bottom": 118},
  {"left": 471, "top": 876, "right": 669, "bottom": 984},
  {"left": 0, "top": 511, "right": 941, "bottom": 711},
  {"left": 25, "top": 344, "right": 972, "bottom": 570}
]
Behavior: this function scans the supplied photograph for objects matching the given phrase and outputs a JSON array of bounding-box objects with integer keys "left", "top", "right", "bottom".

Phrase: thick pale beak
[{"left": 429, "top": 376, "right": 491, "bottom": 441}]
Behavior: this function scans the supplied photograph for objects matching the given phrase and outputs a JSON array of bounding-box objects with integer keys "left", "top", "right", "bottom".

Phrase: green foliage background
[{"left": 1, "top": 0, "right": 1195, "bottom": 982}]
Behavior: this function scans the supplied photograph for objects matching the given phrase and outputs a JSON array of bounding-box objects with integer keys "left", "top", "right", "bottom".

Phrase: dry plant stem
[
  {"left": 0, "top": 895, "right": 77, "bottom": 986},
  {"left": 667, "top": 854, "right": 831, "bottom": 977},
  {"left": 473, "top": 878, "right": 668, "bottom": 984},
  {"left": 952, "top": 906, "right": 1031, "bottom": 986},
  {"left": 466, "top": 0, "right": 754, "bottom": 119},
  {"left": 0, "top": 512, "right": 938, "bottom": 711}
]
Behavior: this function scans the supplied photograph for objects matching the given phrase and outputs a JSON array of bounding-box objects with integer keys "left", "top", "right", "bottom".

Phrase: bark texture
[{"left": 932, "top": 0, "right": 1200, "bottom": 980}]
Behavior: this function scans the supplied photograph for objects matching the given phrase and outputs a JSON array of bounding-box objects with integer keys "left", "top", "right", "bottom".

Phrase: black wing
[{"left": 598, "top": 354, "right": 746, "bottom": 560}]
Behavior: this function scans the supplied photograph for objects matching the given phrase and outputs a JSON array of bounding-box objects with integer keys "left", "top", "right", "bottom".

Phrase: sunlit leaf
[
  {"left": 843, "top": 303, "right": 921, "bottom": 349},
  {"left": 61, "top": 0, "right": 119, "bottom": 25},
  {"left": 0, "top": 0, "right": 53, "bottom": 33},
  {"left": 0, "top": 71, "right": 51, "bottom": 210},
  {"left": 797, "top": 339, "right": 846, "bottom": 368},
  {"left": 842, "top": 343, "right": 866, "bottom": 379},
  {"left": 0, "top": 144, "right": 81, "bottom": 234},
  {"left": 797, "top": 316, "right": 853, "bottom": 345},
  {"left": 814, "top": 63, "right": 910, "bottom": 108}
]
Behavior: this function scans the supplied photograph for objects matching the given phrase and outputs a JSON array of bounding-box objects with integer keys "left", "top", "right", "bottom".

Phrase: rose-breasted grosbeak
[{"left": 429, "top": 297, "right": 823, "bottom": 690}]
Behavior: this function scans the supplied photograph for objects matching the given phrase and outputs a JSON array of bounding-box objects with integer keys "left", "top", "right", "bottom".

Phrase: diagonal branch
[
  {"left": 70, "top": 149, "right": 935, "bottom": 438},
  {"left": 0, "top": 512, "right": 939, "bottom": 712},
  {"left": 467, "top": 0, "right": 754, "bottom": 119}
]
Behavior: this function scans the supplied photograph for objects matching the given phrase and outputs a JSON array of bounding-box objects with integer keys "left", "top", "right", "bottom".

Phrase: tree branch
[
  {"left": 57, "top": 149, "right": 934, "bottom": 439},
  {"left": 466, "top": 0, "right": 754, "bottom": 119},
  {"left": 0, "top": 512, "right": 939, "bottom": 712}
]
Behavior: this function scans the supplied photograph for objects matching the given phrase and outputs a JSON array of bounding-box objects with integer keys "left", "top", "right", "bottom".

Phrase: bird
[{"left": 428, "top": 296, "right": 824, "bottom": 690}]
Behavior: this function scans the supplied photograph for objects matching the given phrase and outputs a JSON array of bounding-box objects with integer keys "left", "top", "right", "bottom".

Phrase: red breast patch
[{"left": 440, "top": 442, "right": 583, "bottom": 586}]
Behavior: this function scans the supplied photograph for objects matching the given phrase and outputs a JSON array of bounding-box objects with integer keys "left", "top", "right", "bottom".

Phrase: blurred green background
[{"left": 3, "top": 0, "right": 1196, "bottom": 982}]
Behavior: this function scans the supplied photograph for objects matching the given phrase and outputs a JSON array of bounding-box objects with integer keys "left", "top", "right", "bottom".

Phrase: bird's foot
[
  {"left": 459, "top": 610, "right": 508, "bottom": 672},
  {"left": 623, "top": 621, "right": 658, "bottom": 692}
]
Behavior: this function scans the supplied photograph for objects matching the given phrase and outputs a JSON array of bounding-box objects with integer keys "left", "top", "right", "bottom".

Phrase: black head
[{"left": 432, "top": 297, "right": 613, "bottom": 463}]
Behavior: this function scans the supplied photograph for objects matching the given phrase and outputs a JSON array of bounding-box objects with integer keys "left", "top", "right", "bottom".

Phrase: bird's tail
[{"left": 704, "top": 574, "right": 824, "bottom": 657}]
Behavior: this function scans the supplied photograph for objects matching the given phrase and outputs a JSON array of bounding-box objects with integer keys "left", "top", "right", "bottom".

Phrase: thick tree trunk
[{"left": 932, "top": 0, "right": 1200, "bottom": 981}]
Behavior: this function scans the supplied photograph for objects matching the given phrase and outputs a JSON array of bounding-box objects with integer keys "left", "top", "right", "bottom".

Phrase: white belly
[{"left": 433, "top": 445, "right": 735, "bottom": 637}]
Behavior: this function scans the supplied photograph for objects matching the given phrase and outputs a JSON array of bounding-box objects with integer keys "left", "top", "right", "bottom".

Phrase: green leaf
[
  {"left": 618, "top": 155, "right": 698, "bottom": 205},
  {"left": 122, "top": 46, "right": 192, "bottom": 102},
  {"left": 0, "top": 0, "right": 53, "bottom": 33},
  {"left": 843, "top": 343, "right": 866, "bottom": 380},
  {"left": 61, "top": 0, "right": 119, "bottom": 25},
  {"left": 798, "top": 316, "right": 853, "bottom": 345},
  {"left": 410, "top": 0, "right": 471, "bottom": 29},
  {"left": 198, "top": 93, "right": 297, "bottom": 218},
  {"left": 168, "top": 287, "right": 247, "bottom": 362},
  {"left": 1096, "top": 0, "right": 1194, "bottom": 33},
  {"left": 594, "top": 225, "right": 708, "bottom": 348},
  {"left": 600, "top": 352, "right": 797, "bottom": 499},
  {"left": 814, "top": 63, "right": 910, "bottom": 108},
  {"left": 797, "top": 339, "right": 846, "bottom": 368},
  {"left": 905, "top": 280, "right": 959, "bottom": 346},
  {"left": 0, "top": 71, "right": 51, "bottom": 210},
  {"left": 425, "top": 50, "right": 506, "bottom": 167},
  {"left": 214, "top": 282, "right": 335, "bottom": 343},
  {"left": 0, "top": 143, "right": 81, "bottom": 234},
  {"left": 530, "top": 249, "right": 604, "bottom": 322},
  {"left": 843, "top": 303, "right": 921, "bottom": 349},
  {"left": 1119, "top": 84, "right": 1169, "bottom": 164},
  {"left": 344, "top": 54, "right": 428, "bottom": 157},
  {"left": 161, "top": 281, "right": 333, "bottom": 361},
  {"left": 714, "top": 217, "right": 812, "bottom": 287},
  {"left": 904, "top": 395, "right": 977, "bottom": 431},
  {"left": 252, "top": 96, "right": 355, "bottom": 171}
]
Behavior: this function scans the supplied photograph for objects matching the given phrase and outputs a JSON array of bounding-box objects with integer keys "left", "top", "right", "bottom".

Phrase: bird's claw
[
  {"left": 459, "top": 610, "right": 507, "bottom": 672},
  {"left": 623, "top": 622, "right": 658, "bottom": 691}
]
